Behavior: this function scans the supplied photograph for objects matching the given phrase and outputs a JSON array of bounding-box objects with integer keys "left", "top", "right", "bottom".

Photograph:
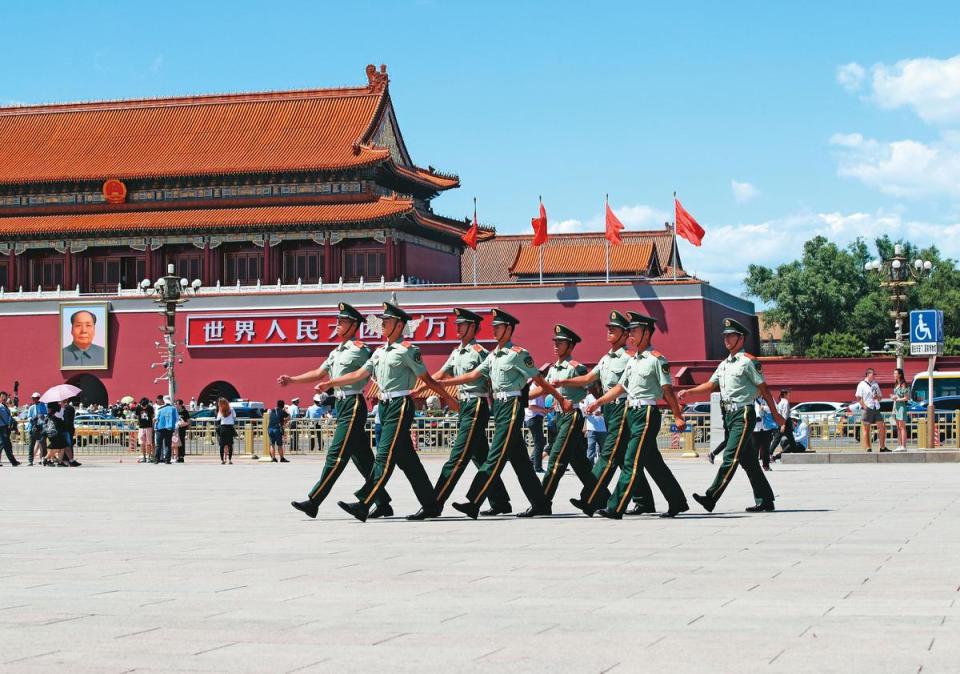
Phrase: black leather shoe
[
  {"left": 291, "top": 500, "right": 319, "bottom": 519},
  {"left": 693, "top": 493, "right": 715, "bottom": 513},
  {"left": 368, "top": 504, "right": 394, "bottom": 519},
  {"left": 745, "top": 502, "right": 775, "bottom": 513},
  {"left": 597, "top": 509, "right": 623, "bottom": 520},
  {"left": 660, "top": 503, "right": 690, "bottom": 518},
  {"left": 337, "top": 501, "right": 369, "bottom": 522},
  {"left": 452, "top": 501, "right": 480, "bottom": 519},
  {"left": 516, "top": 503, "right": 552, "bottom": 518},
  {"left": 626, "top": 504, "right": 656, "bottom": 515},
  {"left": 480, "top": 504, "right": 513, "bottom": 516},
  {"left": 707, "top": 452, "right": 716, "bottom": 464},
  {"left": 406, "top": 507, "right": 442, "bottom": 521},
  {"left": 569, "top": 498, "right": 596, "bottom": 517},
  {"left": 879, "top": 447, "right": 891, "bottom": 453}
]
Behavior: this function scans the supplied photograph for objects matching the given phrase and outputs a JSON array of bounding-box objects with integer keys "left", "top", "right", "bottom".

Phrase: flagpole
[
  {"left": 472, "top": 197, "right": 478, "bottom": 286},
  {"left": 672, "top": 191, "right": 678, "bottom": 281},
  {"left": 605, "top": 194, "right": 610, "bottom": 283},
  {"left": 538, "top": 195, "right": 543, "bottom": 286}
]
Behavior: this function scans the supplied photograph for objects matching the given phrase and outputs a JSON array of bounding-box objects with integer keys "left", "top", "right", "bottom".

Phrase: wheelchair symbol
[{"left": 914, "top": 315, "right": 933, "bottom": 341}]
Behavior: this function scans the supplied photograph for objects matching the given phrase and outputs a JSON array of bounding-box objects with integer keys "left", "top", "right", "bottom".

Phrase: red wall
[{"left": 400, "top": 242, "right": 460, "bottom": 284}]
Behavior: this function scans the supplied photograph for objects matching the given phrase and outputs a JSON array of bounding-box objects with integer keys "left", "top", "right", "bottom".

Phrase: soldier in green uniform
[
  {"left": 678, "top": 318, "right": 784, "bottom": 513},
  {"left": 441, "top": 308, "right": 570, "bottom": 519},
  {"left": 531, "top": 324, "right": 602, "bottom": 504},
  {"left": 279, "top": 303, "right": 393, "bottom": 519},
  {"left": 554, "top": 310, "right": 656, "bottom": 515},
  {"left": 407, "top": 307, "right": 512, "bottom": 520},
  {"left": 582, "top": 312, "right": 689, "bottom": 519},
  {"left": 327, "top": 302, "right": 460, "bottom": 522}
]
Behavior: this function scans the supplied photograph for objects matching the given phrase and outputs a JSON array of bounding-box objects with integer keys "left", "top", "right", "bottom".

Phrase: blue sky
[{"left": 3, "top": 1, "right": 960, "bottom": 294}]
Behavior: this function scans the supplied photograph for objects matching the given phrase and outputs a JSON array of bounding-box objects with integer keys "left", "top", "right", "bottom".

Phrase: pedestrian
[
  {"left": 442, "top": 307, "right": 570, "bottom": 519},
  {"left": 581, "top": 385, "right": 607, "bottom": 466},
  {"left": 892, "top": 368, "right": 909, "bottom": 452},
  {"left": 306, "top": 393, "right": 325, "bottom": 452},
  {"left": 25, "top": 392, "right": 47, "bottom": 466},
  {"left": 552, "top": 310, "right": 653, "bottom": 515},
  {"left": 768, "top": 389, "right": 796, "bottom": 457},
  {"left": 752, "top": 396, "right": 776, "bottom": 471},
  {"left": 215, "top": 397, "right": 237, "bottom": 464},
  {"left": 330, "top": 302, "right": 457, "bottom": 522},
  {"left": 188, "top": 397, "right": 197, "bottom": 412},
  {"left": 580, "top": 312, "right": 689, "bottom": 519},
  {"left": 284, "top": 303, "right": 392, "bottom": 518},
  {"left": 42, "top": 401, "right": 71, "bottom": 466},
  {"left": 135, "top": 397, "right": 155, "bottom": 463},
  {"left": 62, "top": 399, "right": 80, "bottom": 467},
  {"left": 0, "top": 390, "right": 21, "bottom": 466},
  {"left": 286, "top": 397, "right": 301, "bottom": 453},
  {"left": 679, "top": 318, "right": 784, "bottom": 513},
  {"left": 154, "top": 395, "right": 177, "bottom": 464},
  {"left": 524, "top": 393, "right": 548, "bottom": 472},
  {"left": 856, "top": 368, "right": 889, "bottom": 452},
  {"left": 266, "top": 400, "right": 289, "bottom": 463},
  {"left": 411, "top": 307, "right": 512, "bottom": 519},
  {"left": 175, "top": 399, "right": 190, "bottom": 462}
]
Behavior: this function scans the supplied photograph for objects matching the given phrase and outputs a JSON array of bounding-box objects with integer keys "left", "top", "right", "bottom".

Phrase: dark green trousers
[
  {"left": 465, "top": 397, "right": 548, "bottom": 508},
  {"left": 542, "top": 409, "right": 598, "bottom": 501},
  {"left": 704, "top": 407, "right": 774, "bottom": 507},
  {"left": 305, "top": 395, "right": 390, "bottom": 508},
  {"left": 434, "top": 397, "right": 510, "bottom": 509},
  {"left": 355, "top": 396, "right": 438, "bottom": 510},
  {"left": 607, "top": 405, "right": 686, "bottom": 515},
  {"left": 580, "top": 400, "right": 654, "bottom": 509}
]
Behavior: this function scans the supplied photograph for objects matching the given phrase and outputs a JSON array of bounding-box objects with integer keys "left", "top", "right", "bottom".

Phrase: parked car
[
  {"left": 73, "top": 414, "right": 135, "bottom": 447},
  {"left": 682, "top": 402, "right": 711, "bottom": 416},
  {"left": 907, "top": 395, "right": 960, "bottom": 418},
  {"left": 836, "top": 399, "right": 895, "bottom": 424},
  {"left": 790, "top": 401, "right": 844, "bottom": 423}
]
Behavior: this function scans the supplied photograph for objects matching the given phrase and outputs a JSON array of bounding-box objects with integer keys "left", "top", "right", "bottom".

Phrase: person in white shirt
[
  {"left": 855, "top": 368, "right": 888, "bottom": 452},
  {"left": 768, "top": 389, "right": 797, "bottom": 457},
  {"left": 580, "top": 390, "right": 607, "bottom": 465},
  {"left": 524, "top": 394, "right": 548, "bottom": 473},
  {"left": 286, "top": 397, "right": 301, "bottom": 453}
]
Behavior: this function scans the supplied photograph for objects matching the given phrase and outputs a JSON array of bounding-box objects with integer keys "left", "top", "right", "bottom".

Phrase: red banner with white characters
[{"left": 186, "top": 307, "right": 498, "bottom": 348}]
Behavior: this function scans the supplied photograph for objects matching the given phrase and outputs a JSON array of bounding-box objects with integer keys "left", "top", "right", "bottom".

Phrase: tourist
[
  {"left": 890, "top": 368, "right": 910, "bottom": 452},
  {"left": 175, "top": 399, "right": 190, "bottom": 462},
  {"left": 135, "top": 397, "right": 154, "bottom": 463},
  {"left": 855, "top": 368, "right": 888, "bottom": 452},
  {"left": 41, "top": 401, "right": 70, "bottom": 466},
  {"left": 768, "top": 389, "right": 796, "bottom": 456},
  {"left": 25, "top": 392, "right": 47, "bottom": 466},
  {"left": 267, "top": 399, "right": 289, "bottom": 462},
  {"left": 581, "top": 385, "right": 606, "bottom": 466},
  {"left": 524, "top": 393, "right": 548, "bottom": 473},
  {"left": 154, "top": 396, "right": 177, "bottom": 464},
  {"left": 752, "top": 395, "right": 776, "bottom": 472},
  {"left": 215, "top": 397, "right": 237, "bottom": 464},
  {"left": 62, "top": 399, "right": 80, "bottom": 467},
  {"left": 0, "top": 390, "right": 21, "bottom": 466}
]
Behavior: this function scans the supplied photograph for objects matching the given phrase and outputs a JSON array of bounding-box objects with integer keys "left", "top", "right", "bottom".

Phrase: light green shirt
[
  {"left": 363, "top": 340, "right": 427, "bottom": 392},
  {"left": 546, "top": 356, "right": 590, "bottom": 404},
  {"left": 590, "top": 346, "right": 631, "bottom": 393},
  {"left": 617, "top": 349, "right": 672, "bottom": 400},
  {"left": 476, "top": 340, "right": 541, "bottom": 393},
  {"left": 319, "top": 339, "right": 372, "bottom": 395},
  {"left": 441, "top": 340, "right": 491, "bottom": 396},
  {"left": 708, "top": 350, "right": 765, "bottom": 405}
]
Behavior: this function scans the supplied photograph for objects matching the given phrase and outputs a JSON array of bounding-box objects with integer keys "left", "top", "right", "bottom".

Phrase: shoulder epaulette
[
  {"left": 511, "top": 345, "right": 523, "bottom": 353},
  {"left": 743, "top": 353, "right": 758, "bottom": 360},
  {"left": 570, "top": 360, "right": 581, "bottom": 367},
  {"left": 401, "top": 340, "right": 413, "bottom": 348},
  {"left": 352, "top": 340, "right": 365, "bottom": 348},
  {"left": 472, "top": 344, "right": 485, "bottom": 353},
  {"left": 540, "top": 362, "right": 551, "bottom": 371},
  {"left": 650, "top": 350, "right": 663, "bottom": 358}
]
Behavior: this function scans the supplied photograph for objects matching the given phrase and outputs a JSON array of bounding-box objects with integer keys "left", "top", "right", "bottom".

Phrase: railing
[{"left": 801, "top": 411, "right": 959, "bottom": 452}]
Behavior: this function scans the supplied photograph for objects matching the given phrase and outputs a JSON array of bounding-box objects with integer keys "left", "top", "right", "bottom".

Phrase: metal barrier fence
[{"left": 9, "top": 411, "right": 954, "bottom": 459}]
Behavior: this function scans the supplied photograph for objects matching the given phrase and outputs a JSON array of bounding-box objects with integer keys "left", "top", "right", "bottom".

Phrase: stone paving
[{"left": 2, "top": 455, "right": 959, "bottom": 673}]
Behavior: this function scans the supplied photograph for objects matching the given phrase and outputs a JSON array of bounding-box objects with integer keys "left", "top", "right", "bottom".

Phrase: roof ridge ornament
[{"left": 365, "top": 64, "right": 389, "bottom": 92}]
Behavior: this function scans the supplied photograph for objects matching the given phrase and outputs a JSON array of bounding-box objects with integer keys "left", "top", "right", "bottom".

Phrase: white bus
[{"left": 911, "top": 371, "right": 960, "bottom": 403}]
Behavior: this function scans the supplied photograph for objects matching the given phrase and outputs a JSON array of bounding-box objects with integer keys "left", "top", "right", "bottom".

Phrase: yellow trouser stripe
[
  {"left": 309, "top": 396, "right": 360, "bottom": 500},
  {"left": 587, "top": 404, "right": 626, "bottom": 503},
  {"left": 364, "top": 398, "right": 406, "bottom": 505},
  {"left": 543, "top": 412, "right": 576, "bottom": 496},
  {"left": 617, "top": 405, "right": 652, "bottom": 512},
  {"left": 476, "top": 398, "right": 517, "bottom": 503},
  {"left": 437, "top": 400, "right": 480, "bottom": 502},
  {"left": 716, "top": 408, "right": 749, "bottom": 496}
]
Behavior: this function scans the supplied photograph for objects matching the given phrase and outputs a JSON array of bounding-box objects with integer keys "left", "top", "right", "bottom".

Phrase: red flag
[
  {"left": 531, "top": 201, "right": 548, "bottom": 246},
  {"left": 674, "top": 198, "right": 705, "bottom": 246},
  {"left": 605, "top": 202, "right": 624, "bottom": 245},
  {"left": 462, "top": 207, "right": 479, "bottom": 250}
]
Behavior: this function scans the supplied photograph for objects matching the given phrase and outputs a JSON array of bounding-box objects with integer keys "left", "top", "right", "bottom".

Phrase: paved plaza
[{"left": 2, "top": 456, "right": 959, "bottom": 673}]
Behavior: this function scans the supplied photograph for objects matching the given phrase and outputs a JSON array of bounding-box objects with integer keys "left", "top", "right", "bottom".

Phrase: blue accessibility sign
[{"left": 909, "top": 310, "right": 944, "bottom": 355}]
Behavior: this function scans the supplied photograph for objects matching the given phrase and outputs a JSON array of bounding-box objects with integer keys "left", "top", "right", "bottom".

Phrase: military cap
[
  {"left": 552, "top": 323, "right": 582, "bottom": 344},
  {"left": 605, "top": 310, "right": 630, "bottom": 330},
  {"left": 626, "top": 311, "right": 657, "bottom": 330},
  {"left": 336, "top": 302, "right": 364, "bottom": 323},
  {"left": 380, "top": 301, "right": 412, "bottom": 323},
  {"left": 721, "top": 317, "right": 750, "bottom": 336},
  {"left": 453, "top": 307, "right": 484, "bottom": 324},
  {"left": 490, "top": 307, "right": 520, "bottom": 326}
]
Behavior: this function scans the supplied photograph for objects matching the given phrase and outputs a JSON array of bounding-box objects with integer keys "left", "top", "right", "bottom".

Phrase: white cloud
[
  {"left": 551, "top": 218, "right": 586, "bottom": 234},
  {"left": 871, "top": 55, "right": 960, "bottom": 125},
  {"left": 731, "top": 180, "right": 760, "bottom": 203},
  {"left": 837, "top": 62, "right": 866, "bottom": 92},
  {"left": 547, "top": 203, "right": 669, "bottom": 234}
]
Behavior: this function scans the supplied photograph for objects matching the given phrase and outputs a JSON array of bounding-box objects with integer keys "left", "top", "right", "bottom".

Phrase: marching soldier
[
  {"left": 328, "top": 302, "right": 459, "bottom": 522},
  {"left": 441, "top": 308, "right": 569, "bottom": 519},
  {"left": 583, "top": 312, "right": 689, "bottom": 519},
  {"left": 678, "top": 318, "right": 783, "bottom": 513},
  {"left": 554, "top": 310, "right": 656, "bottom": 515},
  {"left": 533, "top": 324, "right": 602, "bottom": 504},
  {"left": 281, "top": 303, "right": 394, "bottom": 519},
  {"left": 408, "top": 307, "right": 513, "bottom": 520}
]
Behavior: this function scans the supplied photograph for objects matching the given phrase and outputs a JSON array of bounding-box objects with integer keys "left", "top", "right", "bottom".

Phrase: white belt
[
  {"left": 721, "top": 402, "right": 748, "bottom": 413},
  {"left": 492, "top": 390, "right": 522, "bottom": 400},
  {"left": 335, "top": 390, "right": 363, "bottom": 399},
  {"left": 459, "top": 392, "right": 486, "bottom": 401},
  {"left": 378, "top": 389, "right": 412, "bottom": 401},
  {"left": 627, "top": 398, "right": 656, "bottom": 408}
]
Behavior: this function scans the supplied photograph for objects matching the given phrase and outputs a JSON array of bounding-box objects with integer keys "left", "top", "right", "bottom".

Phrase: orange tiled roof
[
  {"left": 510, "top": 240, "right": 656, "bottom": 276},
  {"left": 0, "top": 199, "right": 415, "bottom": 237},
  {"left": 0, "top": 65, "right": 455, "bottom": 188}
]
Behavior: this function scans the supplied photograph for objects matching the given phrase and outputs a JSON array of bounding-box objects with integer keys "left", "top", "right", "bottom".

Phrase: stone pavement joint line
[{"left": 3, "top": 457, "right": 960, "bottom": 673}]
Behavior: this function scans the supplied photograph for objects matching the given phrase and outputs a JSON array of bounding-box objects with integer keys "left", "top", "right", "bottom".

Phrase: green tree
[{"left": 806, "top": 331, "right": 867, "bottom": 358}]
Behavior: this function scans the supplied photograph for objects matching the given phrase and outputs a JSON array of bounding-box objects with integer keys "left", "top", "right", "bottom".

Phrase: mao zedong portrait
[{"left": 62, "top": 309, "right": 106, "bottom": 368}]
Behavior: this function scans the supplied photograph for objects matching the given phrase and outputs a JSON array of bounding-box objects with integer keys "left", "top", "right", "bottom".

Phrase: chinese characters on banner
[{"left": 186, "top": 308, "right": 497, "bottom": 348}]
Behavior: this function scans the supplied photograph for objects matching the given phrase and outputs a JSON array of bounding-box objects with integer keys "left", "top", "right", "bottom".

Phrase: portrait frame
[{"left": 59, "top": 301, "right": 110, "bottom": 370}]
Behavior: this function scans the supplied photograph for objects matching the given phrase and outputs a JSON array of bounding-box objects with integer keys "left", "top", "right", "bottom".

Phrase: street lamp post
[
  {"left": 863, "top": 244, "right": 932, "bottom": 370},
  {"left": 140, "top": 263, "right": 202, "bottom": 402}
]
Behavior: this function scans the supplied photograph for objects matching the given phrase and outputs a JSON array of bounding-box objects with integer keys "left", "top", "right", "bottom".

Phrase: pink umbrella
[{"left": 39, "top": 384, "right": 82, "bottom": 403}]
